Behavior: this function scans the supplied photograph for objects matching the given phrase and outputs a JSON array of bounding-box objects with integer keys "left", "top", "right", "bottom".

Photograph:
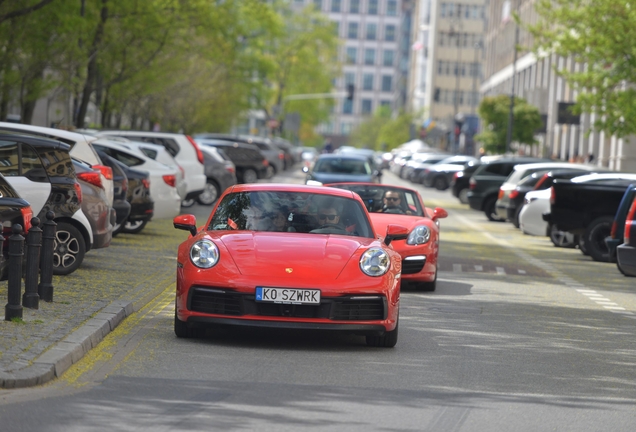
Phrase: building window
[
  {"left": 332, "top": 21, "right": 340, "bottom": 36},
  {"left": 361, "top": 99, "right": 373, "bottom": 115},
  {"left": 363, "top": 73, "right": 374, "bottom": 90},
  {"left": 345, "top": 72, "right": 356, "bottom": 86},
  {"left": 313, "top": 0, "right": 323, "bottom": 10},
  {"left": 347, "top": 22, "right": 359, "bottom": 39},
  {"left": 346, "top": 47, "right": 357, "bottom": 64},
  {"left": 383, "top": 49, "right": 394, "bottom": 66},
  {"left": 343, "top": 99, "right": 353, "bottom": 114},
  {"left": 341, "top": 122, "right": 352, "bottom": 135},
  {"left": 349, "top": 0, "right": 360, "bottom": 13},
  {"left": 331, "top": 0, "right": 341, "bottom": 12},
  {"left": 366, "top": 23, "right": 377, "bottom": 40},
  {"left": 381, "top": 75, "right": 392, "bottom": 92},
  {"left": 385, "top": 24, "right": 396, "bottom": 41},
  {"left": 387, "top": 0, "right": 397, "bottom": 16},
  {"left": 368, "top": 0, "right": 378, "bottom": 14},
  {"left": 380, "top": 100, "right": 391, "bottom": 107},
  {"left": 364, "top": 48, "right": 376, "bottom": 65}
]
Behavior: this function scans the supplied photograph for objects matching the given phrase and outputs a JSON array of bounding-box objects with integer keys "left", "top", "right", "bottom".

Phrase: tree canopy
[
  {"left": 528, "top": 0, "right": 636, "bottom": 138},
  {"left": 475, "top": 95, "right": 542, "bottom": 154}
]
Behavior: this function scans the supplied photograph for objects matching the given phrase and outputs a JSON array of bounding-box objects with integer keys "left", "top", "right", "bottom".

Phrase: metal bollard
[
  {"left": 23, "top": 217, "right": 42, "bottom": 309},
  {"left": 38, "top": 211, "right": 56, "bottom": 302},
  {"left": 5, "top": 224, "right": 24, "bottom": 321}
]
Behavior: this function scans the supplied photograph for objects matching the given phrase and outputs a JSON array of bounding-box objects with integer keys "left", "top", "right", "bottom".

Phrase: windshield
[
  {"left": 313, "top": 157, "right": 371, "bottom": 175},
  {"left": 209, "top": 191, "right": 373, "bottom": 238},
  {"left": 328, "top": 185, "right": 425, "bottom": 216}
]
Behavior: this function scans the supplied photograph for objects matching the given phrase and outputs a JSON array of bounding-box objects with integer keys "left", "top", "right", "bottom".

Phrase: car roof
[
  {"left": 0, "top": 122, "right": 98, "bottom": 145},
  {"left": 512, "top": 162, "right": 593, "bottom": 171},
  {"left": 571, "top": 173, "right": 636, "bottom": 183},
  {"left": 0, "top": 131, "right": 71, "bottom": 150},
  {"left": 227, "top": 183, "right": 358, "bottom": 199},
  {"left": 482, "top": 156, "right": 551, "bottom": 164},
  {"left": 316, "top": 153, "right": 369, "bottom": 161}
]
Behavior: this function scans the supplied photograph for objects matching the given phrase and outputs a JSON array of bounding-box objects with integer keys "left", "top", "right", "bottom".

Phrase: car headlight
[
  {"left": 360, "top": 248, "right": 390, "bottom": 277},
  {"left": 190, "top": 240, "right": 219, "bottom": 268},
  {"left": 407, "top": 225, "right": 431, "bottom": 245}
]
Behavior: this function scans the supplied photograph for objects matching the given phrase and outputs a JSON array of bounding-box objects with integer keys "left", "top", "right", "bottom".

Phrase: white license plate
[{"left": 255, "top": 287, "right": 321, "bottom": 305}]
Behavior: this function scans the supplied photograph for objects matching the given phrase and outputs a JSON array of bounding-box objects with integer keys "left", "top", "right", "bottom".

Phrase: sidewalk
[{"left": 0, "top": 218, "right": 184, "bottom": 388}]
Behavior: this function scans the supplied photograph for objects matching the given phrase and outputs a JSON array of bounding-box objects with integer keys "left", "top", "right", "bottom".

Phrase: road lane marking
[
  {"left": 452, "top": 212, "right": 633, "bottom": 320},
  {"left": 496, "top": 267, "right": 505, "bottom": 275},
  {"left": 474, "top": 265, "right": 483, "bottom": 272}
]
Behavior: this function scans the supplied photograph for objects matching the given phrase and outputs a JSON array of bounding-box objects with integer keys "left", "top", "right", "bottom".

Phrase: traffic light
[{"left": 346, "top": 83, "right": 355, "bottom": 101}]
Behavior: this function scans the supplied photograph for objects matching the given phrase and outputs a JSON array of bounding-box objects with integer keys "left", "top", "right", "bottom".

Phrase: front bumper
[{"left": 617, "top": 244, "right": 636, "bottom": 276}]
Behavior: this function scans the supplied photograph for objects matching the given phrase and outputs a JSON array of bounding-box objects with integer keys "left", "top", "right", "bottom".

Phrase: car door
[{"left": 0, "top": 139, "right": 51, "bottom": 215}]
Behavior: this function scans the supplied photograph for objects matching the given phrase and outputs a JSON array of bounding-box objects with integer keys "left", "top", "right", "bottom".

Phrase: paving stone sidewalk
[{"left": 0, "top": 218, "right": 185, "bottom": 388}]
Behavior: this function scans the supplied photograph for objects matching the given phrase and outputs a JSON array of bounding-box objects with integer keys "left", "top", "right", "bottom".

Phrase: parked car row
[
  {"left": 432, "top": 150, "right": 636, "bottom": 278},
  {"left": 0, "top": 123, "right": 243, "bottom": 278}
]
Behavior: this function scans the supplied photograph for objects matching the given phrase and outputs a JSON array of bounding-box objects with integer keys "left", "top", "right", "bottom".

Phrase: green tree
[
  {"left": 475, "top": 95, "right": 542, "bottom": 154},
  {"left": 528, "top": 0, "right": 636, "bottom": 138},
  {"left": 349, "top": 105, "right": 392, "bottom": 149}
]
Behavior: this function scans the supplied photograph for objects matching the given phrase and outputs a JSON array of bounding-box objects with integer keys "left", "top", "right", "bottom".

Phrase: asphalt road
[{"left": 1, "top": 167, "right": 635, "bottom": 431}]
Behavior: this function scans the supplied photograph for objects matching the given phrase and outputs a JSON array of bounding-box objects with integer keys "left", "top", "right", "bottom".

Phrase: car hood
[
  {"left": 369, "top": 213, "right": 423, "bottom": 234},
  {"left": 312, "top": 172, "right": 374, "bottom": 184},
  {"left": 216, "top": 231, "right": 367, "bottom": 279}
]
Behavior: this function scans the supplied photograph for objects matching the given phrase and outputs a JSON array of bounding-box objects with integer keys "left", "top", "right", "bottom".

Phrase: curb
[{"left": 0, "top": 300, "right": 134, "bottom": 389}]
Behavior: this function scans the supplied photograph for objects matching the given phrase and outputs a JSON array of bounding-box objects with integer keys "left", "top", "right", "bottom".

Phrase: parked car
[
  {"left": 467, "top": 156, "right": 552, "bottom": 221},
  {"left": 495, "top": 163, "right": 595, "bottom": 227},
  {"left": 402, "top": 152, "right": 449, "bottom": 183},
  {"left": 72, "top": 158, "right": 116, "bottom": 252},
  {"left": 616, "top": 194, "right": 636, "bottom": 277},
  {"left": 0, "top": 173, "right": 33, "bottom": 280},
  {"left": 0, "top": 132, "right": 101, "bottom": 275},
  {"left": 421, "top": 155, "right": 479, "bottom": 190},
  {"left": 196, "top": 139, "right": 269, "bottom": 183},
  {"left": 328, "top": 183, "right": 448, "bottom": 291},
  {"left": 93, "top": 151, "right": 131, "bottom": 233},
  {"left": 272, "top": 137, "right": 298, "bottom": 168},
  {"left": 546, "top": 173, "right": 636, "bottom": 262},
  {"left": 303, "top": 153, "right": 382, "bottom": 185},
  {"left": 110, "top": 159, "right": 154, "bottom": 235},
  {"left": 389, "top": 151, "right": 413, "bottom": 177},
  {"left": 605, "top": 184, "right": 636, "bottom": 268},
  {"left": 451, "top": 160, "right": 482, "bottom": 204},
  {"left": 91, "top": 139, "right": 181, "bottom": 220},
  {"left": 98, "top": 130, "right": 206, "bottom": 206},
  {"left": 172, "top": 183, "right": 404, "bottom": 347},
  {"left": 197, "top": 145, "right": 237, "bottom": 205}
]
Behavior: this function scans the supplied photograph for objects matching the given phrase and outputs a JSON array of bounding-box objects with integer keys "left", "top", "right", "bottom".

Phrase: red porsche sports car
[
  {"left": 328, "top": 183, "right": 447, "bottom": 291},
  {"left": 173, "top": 184, "right": 407, "bottom": 347}
]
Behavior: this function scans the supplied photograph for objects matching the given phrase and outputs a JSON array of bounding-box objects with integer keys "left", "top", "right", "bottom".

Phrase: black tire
[
  {"left": 52, "top": 222, "right": 86, "bottom": 276},
  {"left": 415, "top": 271, "right": 437, "bottom": 292},
  {"left": 433, "top": 176, "right": 449, "bottom": 191},
  {"left": 578, "top": 235, "right": 588, "bottom": 255},
  {"left": 584, "top": 216, "right": 614, "bottom": 262},
  {"left": 512, "top": 206, "right": 523, "bottom": 229},
  {"left": 458, "top": 188, "right": 469, "bottom": 204},
  {"left": 181, "top": 198, "right": 196, "bottom": 208},
  {"left": 196, "top": 180, "right": 221, "bottom": 206},
  {"left": 483, "top": 196, "right": 505, "bottom": 222},
  {"left": 366, "top": 316, "right": 398, "bottom": 348},
  {"left": 242, "top": 168, "right": 258, "bottom": 184},
  {"left": 549, "top": 224, "right": 577, "bottom": 248},
  {"left": 112, "top": 222, "right": 124, "bottom": 238},
  {"left": 122, "top": 219, "right": 148, "bottom": 234},
  {"left": 174, "top": 313, "right": 204, "bottom": 338}
]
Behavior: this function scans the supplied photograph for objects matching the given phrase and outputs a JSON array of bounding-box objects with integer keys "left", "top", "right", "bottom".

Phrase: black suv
[
  {"left": 467, "top": 156, "right": 552, "bottom": 221},
  {"left": 196, "top": 139, "right": 269, "bottom": 184}
]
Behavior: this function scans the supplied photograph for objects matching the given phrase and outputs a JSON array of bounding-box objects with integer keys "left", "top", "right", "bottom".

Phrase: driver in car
[{"left": 381, "top": 190, "right": 412, "bottom": 215}]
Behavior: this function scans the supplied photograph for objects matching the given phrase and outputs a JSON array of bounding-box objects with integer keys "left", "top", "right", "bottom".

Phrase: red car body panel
[{"left": 175, "top": 183, "right": 403, "bottom": 335}]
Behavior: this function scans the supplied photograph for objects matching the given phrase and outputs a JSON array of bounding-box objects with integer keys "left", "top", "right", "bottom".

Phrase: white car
[
  {"left": 519, "top": 188, "right": 578, "bottom": 247},
  {"left": 0, "top": 122, "right": 114, "bottom": 207},
  {"left": 98, "top": 131, "right": 206, "bottom": 206},
  {"left": 91, "top": 139, "right": 182, "bottom": 220}
]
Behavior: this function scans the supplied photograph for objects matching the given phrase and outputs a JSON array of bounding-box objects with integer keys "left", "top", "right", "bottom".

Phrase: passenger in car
[{"left": 381, "top": 190, "right": 412, "bottom": 215}]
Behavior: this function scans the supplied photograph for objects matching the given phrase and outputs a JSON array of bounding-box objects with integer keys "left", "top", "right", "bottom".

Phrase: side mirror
[
  {"left": 432, "top": 207, "right": 448, "bottom": 221},
  {"left": 384, "top": 224, "right": 409, "bottom": 246},
  {"left": 302, "top": 166, "right": 309, "bottom": 173},
  {"left": 174, "top": 214, "right": 197, "bottom": 236}
]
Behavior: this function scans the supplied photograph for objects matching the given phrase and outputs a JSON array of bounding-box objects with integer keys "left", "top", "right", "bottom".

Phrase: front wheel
[
  {"left": 52, "top": 222, "right": 86, "bottom": 275},
  {"left": 366, "top": 316, "right": 398, "bottom": 348},
  {"left": 549, "top": 224, "right": 577, "bottom": 248},
  {"left": 433, "top": 176, "right": 449, "bottom": 191},
  {"left": 483, "top": 196, "right": 505, "bottom": 222},
  {"left": 458, "top": 188, "right": 469, "bottom": 204}
]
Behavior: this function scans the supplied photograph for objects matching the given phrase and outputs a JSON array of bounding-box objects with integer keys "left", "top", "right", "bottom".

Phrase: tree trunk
[
  {"left": 0, "top": 19, "right": 17, "bottom": 121},
  {"left": 76, "top": 0, "right": 108, "bottom": 128}
]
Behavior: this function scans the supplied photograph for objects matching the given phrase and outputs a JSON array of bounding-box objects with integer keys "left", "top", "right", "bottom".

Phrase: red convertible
[
  {"left": 328, "top": 183, "right": 447, "bottom": 291},
  {"left": 173, "top": 184, "right": 407, "bottom": 347}
]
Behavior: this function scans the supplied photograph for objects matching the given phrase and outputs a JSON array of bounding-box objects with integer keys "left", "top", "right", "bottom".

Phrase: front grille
[
  {"left": 188, "top": 287, "right": 386, "bottom": 321},
  {"left": 190, "top": 288, "right": 242, "bottom": 315},
  {"left": 332, "top": 297, "right": 386, "bottom": 320},
  {"left": 402, "top": 256, "right": 426, "bottom": 274}
]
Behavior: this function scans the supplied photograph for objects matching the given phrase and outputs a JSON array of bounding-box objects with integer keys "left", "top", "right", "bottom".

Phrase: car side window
[
  {"left": 21, "top": 144, "right": 48, "bottom": 180},
  {"left": 0, "top": 141, "right": 19, "bottom": 176}
]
